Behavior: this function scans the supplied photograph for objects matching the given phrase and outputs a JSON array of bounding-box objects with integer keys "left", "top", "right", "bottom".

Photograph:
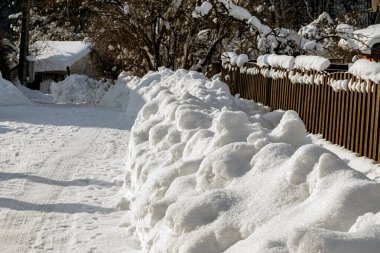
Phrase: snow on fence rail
[{"left": 222, "top": 62, "right": 380, "bottom": 163}]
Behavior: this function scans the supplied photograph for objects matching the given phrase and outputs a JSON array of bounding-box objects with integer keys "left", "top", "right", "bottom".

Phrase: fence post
[{"left": 374, "top": 85, "right": 380, "bottom": 162}]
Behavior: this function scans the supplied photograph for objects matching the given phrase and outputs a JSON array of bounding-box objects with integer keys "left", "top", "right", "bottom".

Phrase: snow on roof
[{"left": 33, "top": 41, "right": 91, "bottom": 72}]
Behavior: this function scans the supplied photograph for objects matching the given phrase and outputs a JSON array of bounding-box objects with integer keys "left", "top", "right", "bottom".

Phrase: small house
[{"left": 28, "top": 41, "right": 94, "bottom": 92}]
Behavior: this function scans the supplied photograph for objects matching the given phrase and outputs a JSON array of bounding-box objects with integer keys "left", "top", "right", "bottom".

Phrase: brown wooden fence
[{"left": 222, "top": 62, "right": 380, "bottom": 163}]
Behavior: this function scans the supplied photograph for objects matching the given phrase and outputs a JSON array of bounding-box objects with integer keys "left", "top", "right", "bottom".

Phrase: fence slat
[
  {"left": 363, "top": 82, "right": 372, "bottom": 157},
  {"left": 369, "top": 83, "right": 376, "bottom": 159},
  {"left": 342, "top": 74, "right": 350, "bottom": 148},
  {"left": 319, "top": 78, "right": 327, "bottom": 135},
  {"left": 355, "top": 83, "right": 363, "bottom": 154},
  {"left": 373, "top": 85, "right": 380, "bottom": 162},
  {"left": 326, "top": 79, "right": 333, "bottom": 142}
]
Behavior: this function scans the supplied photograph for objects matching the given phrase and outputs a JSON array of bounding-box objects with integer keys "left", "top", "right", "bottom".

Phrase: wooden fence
[{"left": 222, "top": 62, "right": 380, "bottom": 163}]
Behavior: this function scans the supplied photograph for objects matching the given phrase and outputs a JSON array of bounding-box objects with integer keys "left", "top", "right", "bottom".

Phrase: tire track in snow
[{"left": 0, "top": 126, "right": 100, "bottom": 252}]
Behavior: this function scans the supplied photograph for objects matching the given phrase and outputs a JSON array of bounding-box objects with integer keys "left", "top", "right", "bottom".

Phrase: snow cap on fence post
[
  {"left": 257, "top": 54, "right": 295, "bottom": 69},
  {"left": 222, "top": 52, "right": 249, "bottom": 67},
  {"left": 348, "top": 59, "right": 380, "bottom": 84},
  {"left": 294, "top": 55, "right": 330, "bottom": 71},
  {"left": 236, "top": 54, "right": 249, "bottom": 67}
]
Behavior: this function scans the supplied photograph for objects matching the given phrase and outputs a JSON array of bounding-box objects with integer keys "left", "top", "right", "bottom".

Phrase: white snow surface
[
  {"left": 33, "top": 41, "right": 91, "bottom": 72},
  {"left": 294, "top": 55, "right": 330, "bottom": 71},
  {"left": 51, "top": 74, "right": 109, "bottom": 104},
  {"left": 348, "top": 59, "right": 380, "bottom": 84},
  {"left": 0, "top": 72, "right": 31, "bottom": 106},
  {"left": 123, "top": 68, "right": 380, "bottom": 253},
  {"left": 0, "top": 103, "right": 140, "bottom": 252},
  {"left": 2, "top": 67, "right": 380, "bottom": 253}
]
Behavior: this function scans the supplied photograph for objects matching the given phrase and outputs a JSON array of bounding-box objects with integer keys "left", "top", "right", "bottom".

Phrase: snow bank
[
  {"left": 294, "top": 55, "right": 330, "bottom": 71},
  {"left": 17, "top": 84, "right": 53, "bottom": 103},
  {"left": 0, "top": 72, "right": 31, "bottom": 106},
  {"left": 122, "top": 68, "right": 380, "bottom": 253},
  {"left": 257, "top": 54, "right": 295, "bottom": 69},
  {"left": 349, "top": 59, "right": 380, "bottom": 84},
  {"left": 99, "top": 71, "right": 140, "bottom": 110},
  {"left": 50, "top": 74, "right": 108, "bottom": 104}
]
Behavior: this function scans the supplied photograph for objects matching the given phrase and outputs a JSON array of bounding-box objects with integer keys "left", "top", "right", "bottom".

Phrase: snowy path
[{"left": 0, "top": 104, "right": 139, "bottom": 253}]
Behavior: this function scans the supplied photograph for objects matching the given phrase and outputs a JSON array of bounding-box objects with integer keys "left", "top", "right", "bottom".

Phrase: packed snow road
[{"left": 0, "top": 104, "right": 139, "bottom": 253}]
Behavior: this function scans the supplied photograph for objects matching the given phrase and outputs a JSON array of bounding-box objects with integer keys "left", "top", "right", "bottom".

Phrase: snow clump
[
  {"left": 50, "top": 74, "right": 109, "bottom": 104},
  {"left": 122, "top": 68, "right": 380, "bottom": 253},
  {"left": 193, "top": 1, "right": 213, "bottom": 18},
  {"left": 0, "top": 72, "right": 31, "bottom": 106}
]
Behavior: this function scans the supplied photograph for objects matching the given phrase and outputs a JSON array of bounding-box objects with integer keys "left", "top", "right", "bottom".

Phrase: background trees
[{"left": 1, "top": 0, "right": 372, "bottom": 79}]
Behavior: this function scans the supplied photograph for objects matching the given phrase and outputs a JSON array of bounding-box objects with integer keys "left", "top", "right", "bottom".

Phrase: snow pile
[
  {"left": 50, "top": 74, "right": 109, "bottom": 104},
  {"left": 294, "top": 55, "right": 330, "bottom": 71},
  {"left": 348, "top": 59, "right": 380, "bottom": 84},
  {"left": 257, "top": 54, "right": 295, "bottom": 69},
  {"left": 123, "top": 68, "right": 380, "bottom": 253},
  {"left": 0, "top": 72, "right": 31, "bottom": 106}
]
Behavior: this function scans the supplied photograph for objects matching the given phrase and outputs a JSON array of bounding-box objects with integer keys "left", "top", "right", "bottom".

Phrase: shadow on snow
[
  {"left": 0, "top": 172, "right": 116, "bottom": 188},
  {"left": 0, "top": 197, "right": 115, "bottom": 214}
]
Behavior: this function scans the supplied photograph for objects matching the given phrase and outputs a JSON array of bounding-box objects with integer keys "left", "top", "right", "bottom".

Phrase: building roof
[{"left": 33, "top": 41, "right": 91, "bottom": 72}]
